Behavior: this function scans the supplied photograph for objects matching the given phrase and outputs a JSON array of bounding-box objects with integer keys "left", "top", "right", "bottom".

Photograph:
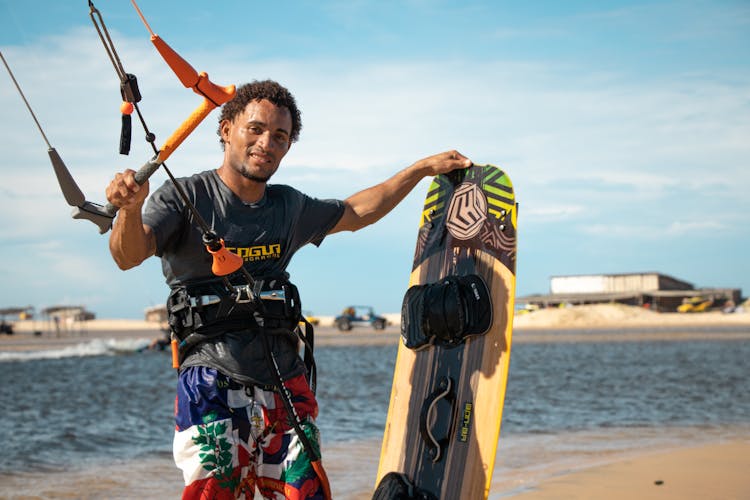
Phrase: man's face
[{"left": 221, "top": 99, "right": 293, "bottom": 183}]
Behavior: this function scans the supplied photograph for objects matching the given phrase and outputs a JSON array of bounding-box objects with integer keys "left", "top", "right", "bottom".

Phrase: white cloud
[
  {"left": 581, "top": 219, "right": 729, "bottom": 240},
  {"left": 2, "top": 22, "right": 749, "bottom": 316},
  {"left": 665, "top": 220, "right": 727, "bottom": 236},
  {"left": 5, "top": 30, "right": 749, "bottom": 187},
  {"left": 524, "top": 204, "right": 585, "bottom": 222}
]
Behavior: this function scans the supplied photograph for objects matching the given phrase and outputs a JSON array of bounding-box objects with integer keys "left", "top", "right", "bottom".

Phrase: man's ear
[{"left": 220, "top": 119, "right": 232, "bottom": 143}]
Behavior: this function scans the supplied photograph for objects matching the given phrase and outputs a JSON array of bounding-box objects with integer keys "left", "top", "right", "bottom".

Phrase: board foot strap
[
  {"left": 372, "top": 472, "right": 437, "bottom": 500},
  {"left": 401, "top": 274, "right": 492, "bottom": 350}
]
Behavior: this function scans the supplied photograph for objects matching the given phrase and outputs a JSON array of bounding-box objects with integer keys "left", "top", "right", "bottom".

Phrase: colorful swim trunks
[{"left": 173, "top": 366, "right": 325, "bottom": 499}]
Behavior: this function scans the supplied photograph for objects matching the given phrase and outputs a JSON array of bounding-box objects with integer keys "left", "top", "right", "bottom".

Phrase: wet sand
[
  {"left": 1, "top": 434, "right": 748, "bottom": 499},
  {"left": 506, "top": 440, "right": 750, "bottom": 500}
]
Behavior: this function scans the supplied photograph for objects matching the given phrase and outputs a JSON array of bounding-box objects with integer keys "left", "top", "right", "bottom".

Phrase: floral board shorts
[{"left": 174, "top": 366, "right": 325, "bottom": 500}]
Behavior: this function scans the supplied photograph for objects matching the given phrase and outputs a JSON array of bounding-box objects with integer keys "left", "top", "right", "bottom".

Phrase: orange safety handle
[
  {"left": 206, "top": 238, "right": 244, "bottom": 276},
  {"left": 170, "top": 338, "right": 180, "bottom": 369}
]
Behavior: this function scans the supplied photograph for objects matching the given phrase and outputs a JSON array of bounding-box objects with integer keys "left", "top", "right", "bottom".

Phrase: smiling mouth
[{"left": 249, "top": 149, "right": 272, "bottom": 164}]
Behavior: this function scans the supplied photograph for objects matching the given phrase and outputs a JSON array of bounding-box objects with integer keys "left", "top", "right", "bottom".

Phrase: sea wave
[{"left": 0, "top": 337, "right": 154, "bottom": 362}]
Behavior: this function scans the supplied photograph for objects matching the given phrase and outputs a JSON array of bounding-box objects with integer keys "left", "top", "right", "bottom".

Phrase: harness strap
[{"left": 297, "top": 316, "right": 317, "bottom": 394}]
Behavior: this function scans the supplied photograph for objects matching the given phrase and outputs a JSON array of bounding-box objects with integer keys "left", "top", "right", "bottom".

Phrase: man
[{"left": 106, "top": 79, "right": 471, "bottom": 499}]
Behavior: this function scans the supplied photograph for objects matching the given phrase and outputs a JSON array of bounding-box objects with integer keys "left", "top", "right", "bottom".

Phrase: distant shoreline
[
  {"left": 11, "top": 318, "right": 162, "bottom": 334},
  {"left": 9, "top": 303, "right": 750, "bottom": 333},
  {"left": 2, "top": 304, "right": 749, "bottom": 353}
]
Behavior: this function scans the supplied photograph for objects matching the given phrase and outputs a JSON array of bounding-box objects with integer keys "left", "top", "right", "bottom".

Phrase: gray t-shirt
[
  {"left": 141, "top": 169, "right": 345, "bottom": 386},
  {"left": 143, "top": 169, "right": 344, "bottom": 287}
]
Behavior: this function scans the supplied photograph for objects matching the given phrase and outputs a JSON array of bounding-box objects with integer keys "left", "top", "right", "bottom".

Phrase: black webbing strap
[{"left": 297, "top": 316, "right": 317, "bottom": 394}]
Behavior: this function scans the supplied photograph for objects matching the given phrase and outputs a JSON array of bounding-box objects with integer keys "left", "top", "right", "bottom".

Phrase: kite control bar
[
  {"left": 92, "top": 0, "right": 235, "bottom": 230},
  {"left": 4, "top": 3, "right": 235, "bottom": 234}
]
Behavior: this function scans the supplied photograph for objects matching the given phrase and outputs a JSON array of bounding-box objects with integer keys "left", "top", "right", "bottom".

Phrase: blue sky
[{"left": 1, "top": 0, "right": 748, "bottom": 319}]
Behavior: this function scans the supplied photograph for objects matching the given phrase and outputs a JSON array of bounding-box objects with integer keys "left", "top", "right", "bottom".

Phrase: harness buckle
[
  {"left": 189, "top": 294, "right": 222, "bottom": 308},
  {"left": 232, "top": 284, "right": 286, "bottom": 304},
  {"left": 234, "top": 285, "right": 255, "bottom": 304}
]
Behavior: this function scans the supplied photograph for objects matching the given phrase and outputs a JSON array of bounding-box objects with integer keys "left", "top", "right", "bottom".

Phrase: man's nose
[{"left": 256, "top": 131, "right": 271, "bottom": 149}]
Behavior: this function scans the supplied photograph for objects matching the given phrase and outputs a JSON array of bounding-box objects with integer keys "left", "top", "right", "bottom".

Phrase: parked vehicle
[
  {"left": 0, "top": 306, "right": 35, "bottom": 335},
  {"left": 677, "top": 296, "right": 713, "bottom": 313},
  {"left": 300, "top": 310, "right": 320, "bottom": 326},
  {"left": 334, "top": 306, "right": 388, "bottom": 331}
]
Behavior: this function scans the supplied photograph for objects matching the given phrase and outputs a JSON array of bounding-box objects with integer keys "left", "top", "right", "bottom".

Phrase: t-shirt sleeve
[
  {"left": 141, "top": 180, "right": 185, "bottom": 257},
  {"left": 296, "top": 194, "right": 345, "bottom": 248}
]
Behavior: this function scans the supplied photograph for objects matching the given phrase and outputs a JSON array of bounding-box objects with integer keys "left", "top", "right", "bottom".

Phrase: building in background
[
  {"left": 518, "top": 272, "right": 741, "bottom": 312},
  {"left": 39, "top": 305, "right": 95, "bottom": 336}
]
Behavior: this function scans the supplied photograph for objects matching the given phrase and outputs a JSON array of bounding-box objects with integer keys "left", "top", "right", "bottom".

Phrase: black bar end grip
[
  {"left": 98, "top": 155, "right": 162, "bottom": 231},
  {"left": 72, "top": 202, "right": 115, "bottom": 234},
  {"left": 133, "top": 155, "right": 162, "bottom": 184}
]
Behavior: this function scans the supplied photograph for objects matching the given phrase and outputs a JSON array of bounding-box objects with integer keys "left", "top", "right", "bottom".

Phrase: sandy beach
[
  {"left": 3, "top": 435, "right": 746, "bottom": 499},
  {"left": 505, "top": 440, "right": 750, "bottom": 500},
  {"left": 2, "top": 303, "right": 749, "bottom": 499},
  {"left": 512, "top": 302, "right": 750, "bottom": 329}
]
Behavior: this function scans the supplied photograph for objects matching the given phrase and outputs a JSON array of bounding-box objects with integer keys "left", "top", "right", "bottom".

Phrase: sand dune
[{"left": 513, "top": 302, "right": 750, "bottom": 329}]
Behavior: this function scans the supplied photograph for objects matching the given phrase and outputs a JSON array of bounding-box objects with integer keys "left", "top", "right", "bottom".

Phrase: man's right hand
[{"left": 105, "top": 169, "right": 150, "bottom": 210}]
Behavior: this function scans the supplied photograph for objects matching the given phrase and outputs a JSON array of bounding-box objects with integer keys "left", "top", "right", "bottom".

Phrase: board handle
[
  {"left": 445, "top": 167, "right": 468, "bottom": 185},
  {"left": 419, "top": 376, "right": 456, "bottom": 463}
]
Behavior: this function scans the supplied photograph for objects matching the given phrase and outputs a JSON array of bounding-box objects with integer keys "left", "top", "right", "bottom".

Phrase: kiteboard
[{"left": 375, "top": 164, "right": 517, "bottom": 499}]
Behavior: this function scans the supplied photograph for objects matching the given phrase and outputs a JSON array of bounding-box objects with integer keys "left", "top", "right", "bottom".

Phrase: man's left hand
[{"left": 413, "top": 150, "right": 472, "bottom": 177}]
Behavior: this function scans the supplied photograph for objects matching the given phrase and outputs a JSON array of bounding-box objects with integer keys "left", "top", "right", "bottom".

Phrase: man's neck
[{"left": 216, "top": 165, "right": 266, "bottom": 204}]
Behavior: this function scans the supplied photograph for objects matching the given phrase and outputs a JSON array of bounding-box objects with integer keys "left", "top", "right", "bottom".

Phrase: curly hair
[{"left": 217, "top": 80, "right": 302, "bottom": 148}]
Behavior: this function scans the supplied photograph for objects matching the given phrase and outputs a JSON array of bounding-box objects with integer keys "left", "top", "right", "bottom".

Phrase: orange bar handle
[
  {"left": 150, "top": 35, "right": 235, "bottom": 106},
  {"left": 156, "top": 98, "right": 213, "bottom": 163},
  {"left": 149, "top": 35, "right": 199, "bottom": 88},
  {"left": 155, "top": 86, "right": 230, "bottom": 164},
  {"left": 130, "top": 0, "right": 236, "bottom": 162},
  {"left": 195, "top": 72, "right": 236, "bottom": 106}
]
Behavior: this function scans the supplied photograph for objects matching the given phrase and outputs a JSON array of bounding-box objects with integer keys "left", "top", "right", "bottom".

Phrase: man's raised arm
[
  {"left": 329, "top": 150, "right": 472, "bottom": 234},
  {"left": 106, "top": 169, "right": 156, "bottom": 270}
]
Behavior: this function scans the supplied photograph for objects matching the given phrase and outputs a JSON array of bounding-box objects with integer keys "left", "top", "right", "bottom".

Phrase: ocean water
[{"left": 1, "top": 327, "right": 749, "bottom": 497}]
